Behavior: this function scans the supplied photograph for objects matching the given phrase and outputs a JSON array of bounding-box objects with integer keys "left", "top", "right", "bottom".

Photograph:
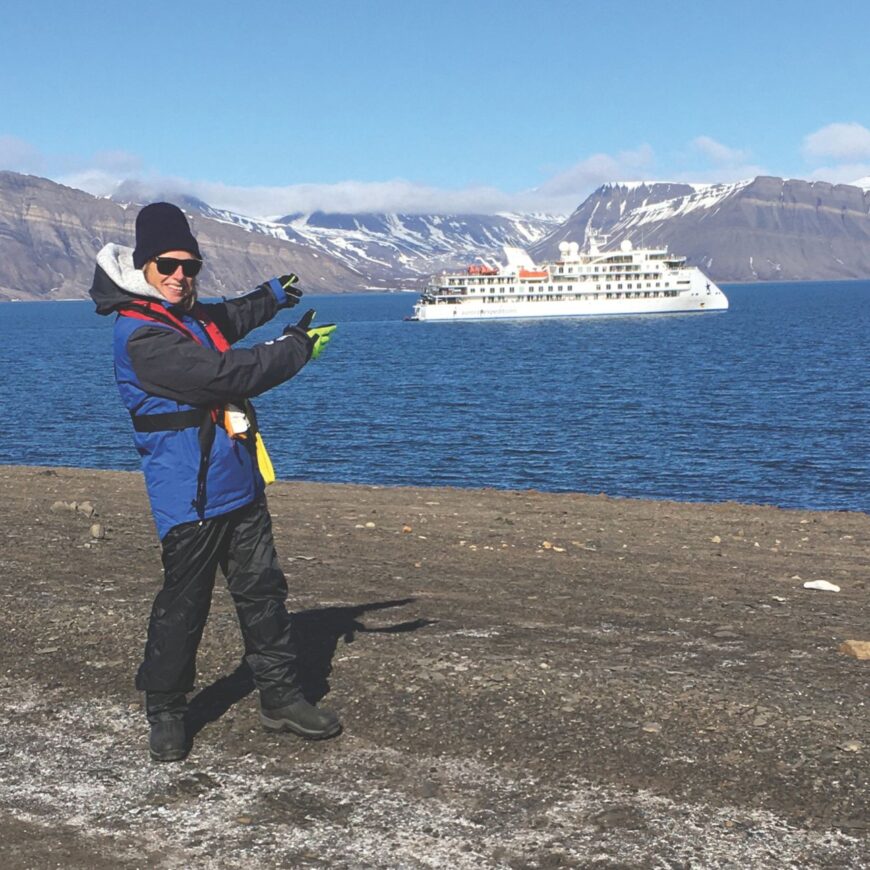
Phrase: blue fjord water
[{"left": 1, "top": 282, "right": 868, "bottom": 513}]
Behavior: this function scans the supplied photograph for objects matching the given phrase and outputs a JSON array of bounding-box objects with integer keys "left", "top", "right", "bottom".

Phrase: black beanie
[{"left": 133, "top": 202, "right": 202, "bottom": 269}]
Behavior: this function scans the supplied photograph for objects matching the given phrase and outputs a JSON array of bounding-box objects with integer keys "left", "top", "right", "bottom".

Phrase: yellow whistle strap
[{"left": 255, "top": 432, "right": 275, "bottom": 485}]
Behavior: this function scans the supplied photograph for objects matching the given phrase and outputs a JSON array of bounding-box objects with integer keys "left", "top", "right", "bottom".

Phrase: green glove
[
  {"left": 307, "top": 323, "right": 337, "bottom": 360},
  {"left": 285, "top": 309, "right": 336, "bottom": 359}
]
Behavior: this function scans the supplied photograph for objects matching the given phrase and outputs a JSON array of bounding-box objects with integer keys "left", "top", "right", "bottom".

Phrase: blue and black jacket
[{"left": 90, "top": 244, "right": 312, "bottom": 539}]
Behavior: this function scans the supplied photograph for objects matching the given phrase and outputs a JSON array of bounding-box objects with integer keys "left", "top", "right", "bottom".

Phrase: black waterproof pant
[{"left": 135, "top": 498, "right": 299, "bottom": 708}]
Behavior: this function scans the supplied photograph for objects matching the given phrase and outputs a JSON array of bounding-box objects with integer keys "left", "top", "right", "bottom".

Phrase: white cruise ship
[{"left": 410, "top": 236, "right": 728, "bottom": 321}]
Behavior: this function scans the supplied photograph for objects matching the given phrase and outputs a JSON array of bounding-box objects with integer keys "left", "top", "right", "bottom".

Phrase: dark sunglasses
[{"left": 154, "top": 256, "right": 203, "bottom": 278}]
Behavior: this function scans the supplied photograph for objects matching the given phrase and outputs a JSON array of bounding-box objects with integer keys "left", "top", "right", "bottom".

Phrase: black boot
[
  {"left": 260, "top": 695, "right": 342, "bottom": 740},
  {"left": 146, "top": 692, "right": 190, "bottom": 762}
]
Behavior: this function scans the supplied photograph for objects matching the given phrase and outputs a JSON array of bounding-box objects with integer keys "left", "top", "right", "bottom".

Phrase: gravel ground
[{"left": 0, "top": 465, "right": 867, "bottom": 869}]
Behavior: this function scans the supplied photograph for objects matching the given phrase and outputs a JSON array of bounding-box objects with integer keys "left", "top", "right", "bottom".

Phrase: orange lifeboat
[{"left": 518, "top": 268, "right": 548, "bottom": 279}]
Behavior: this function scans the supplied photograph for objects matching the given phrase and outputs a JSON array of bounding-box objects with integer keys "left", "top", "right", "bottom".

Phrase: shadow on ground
[{"left": 186, "top": 597, "right": 433, "bottom": 736}]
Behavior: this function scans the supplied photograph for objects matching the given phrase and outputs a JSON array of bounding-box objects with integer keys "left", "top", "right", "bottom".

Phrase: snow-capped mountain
[
  {"left": 155, "top": 202, "right": 562, "bottom": 288},
  {"left": 272, "top": 211, "right": 561, "bottom": 286},
  {"left": 0, "top": 172, "right": 366, "bottom": 301},
  {"left": 533, "top": 177, "right": 870, "bottom": 282},
  {"left": 110, "top": 180, "right": 562, "bottom": 288},
  {"left": 5, "top": 170, "right": 870, "bottom": 301}
]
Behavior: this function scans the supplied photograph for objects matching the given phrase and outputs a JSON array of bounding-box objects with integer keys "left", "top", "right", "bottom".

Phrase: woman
[{"left": 90, "top": 202, "right": 340, "bottom": 762}]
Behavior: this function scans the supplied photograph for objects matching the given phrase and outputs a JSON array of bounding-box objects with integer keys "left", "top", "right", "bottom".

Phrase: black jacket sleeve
[
  {"left": 201, "top": 285, "right": 285, "bottom": 345},
  {"left": 127, "top": 324, "right": 312, "bottom": 405}
]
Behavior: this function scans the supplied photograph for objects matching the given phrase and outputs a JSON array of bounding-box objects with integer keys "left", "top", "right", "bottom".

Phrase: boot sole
[
  {"left": 260, "top": 712, "right": 342, "bottom": 740},
  {"left": 150, "top": 746, "right": 190, "bottom": 762}
]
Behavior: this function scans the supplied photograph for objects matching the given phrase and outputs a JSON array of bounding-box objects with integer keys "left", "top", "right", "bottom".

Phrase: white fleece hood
[{"left": 95, "top": 243, "right": 167, "bottom": 302}]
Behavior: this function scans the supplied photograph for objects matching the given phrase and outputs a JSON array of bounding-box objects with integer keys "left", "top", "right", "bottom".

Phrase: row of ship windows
[
  {"left": 460, "top": 281, "right": 676, "bottom": 293},
  {"left": 555, "top": 265, "right": 645, "bottom": 274},
  {"left": 478, "top": 290, "right": 681, "bottom": 302},
  {"left": 447, "top": 268, "right": 673, "bottom": 285}
]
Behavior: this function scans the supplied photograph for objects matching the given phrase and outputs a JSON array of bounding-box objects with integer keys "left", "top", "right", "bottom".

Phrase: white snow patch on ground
[{"left": 0, "top": 691, "right": 865, "bottom": 869}]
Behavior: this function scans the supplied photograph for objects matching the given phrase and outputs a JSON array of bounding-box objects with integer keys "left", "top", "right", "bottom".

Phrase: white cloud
[
  {"left": 691, "top": 136, "right": 750, "bottom": 165},
  {"left": 805, "top": 162, "right": 870, "bottom": 186},
  {"left": 802, "top": 122, "right": 870, "bottom": 161},
  {"left": 194, "top": 178, "right": 519, "bottom": 218},
  {"left": 1, "top": 133, "right": 667, "bottom": 216},
  {"left": 669, "top": 164, "right": 766, "bottom": 185},
  {"left": 533, "top": 146, "right": 655, "bottom": 201},
  {"left": 0, "top": 135, "right": 46, "bottom": 174},
  {"left": 0, "top": 132, "right": 772, "bottom": 218},
  {"left": 126, "top": 147, "right": 658, "bottom": 217},
  {"left": 0, "top": 135, "right": 144, "bottom": 192}
]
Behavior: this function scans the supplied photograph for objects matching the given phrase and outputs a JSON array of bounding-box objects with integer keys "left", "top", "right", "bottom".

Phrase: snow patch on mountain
[
  {"left": 272, "top": 211, "right": 564, "bottom": 282},
  {"left": 618, "top": 180, "right": 754, "bottom": 228}
]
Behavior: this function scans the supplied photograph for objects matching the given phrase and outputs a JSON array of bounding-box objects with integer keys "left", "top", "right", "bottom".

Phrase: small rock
[
  {"left": 236, "top": 816, "right": 254, "bottom": 825},
  {"left": 50, "top": 500, "right": 76, "bottom": 513},
  {"left": 752, "top": 715, "right": 770, "bottom": 727},
  {"left": 542, "top": 541, "right": 553, "bottom": 549},
  {"left": 77, "top": 501, "right": 96, "bottom": 517},
  {"left": 365, "top": 522, "right": 376, "bottom": 529},
  {"left": 642, "top": 721, "right": 662, "bottom": 733},
  {"left": 839, "top": 741, "right": 863, "bottom": 753},
  {"left": 711, "top": 535, "right": 721, "bottom": 544},
  {"left": 90, "top": 523, "right": 105, "bottom": 540},
  {"left": 402, "top": 525, "right": 413, "bottom": 533},
  {"left": 418, "top": 779, "right": 439, "bottom": 798},
  {"left": 803, "top": 580, "right": 840, "bottom": 593},
  {"left": 838, "top": 640, "right": 870, "bottom": 660}
]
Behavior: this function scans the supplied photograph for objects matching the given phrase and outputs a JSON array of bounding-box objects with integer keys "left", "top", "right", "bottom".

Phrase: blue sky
[{"left": 2, "top": 0, "right": 870, "bottom": 216}]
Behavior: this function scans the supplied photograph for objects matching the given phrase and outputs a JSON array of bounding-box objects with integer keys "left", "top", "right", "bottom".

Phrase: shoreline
[
  {"left": 1, "top": 464, "right": 867, "bottom": 867},
  {"left": 2, "top": 461, "right": 866, "bottom": 519}
]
